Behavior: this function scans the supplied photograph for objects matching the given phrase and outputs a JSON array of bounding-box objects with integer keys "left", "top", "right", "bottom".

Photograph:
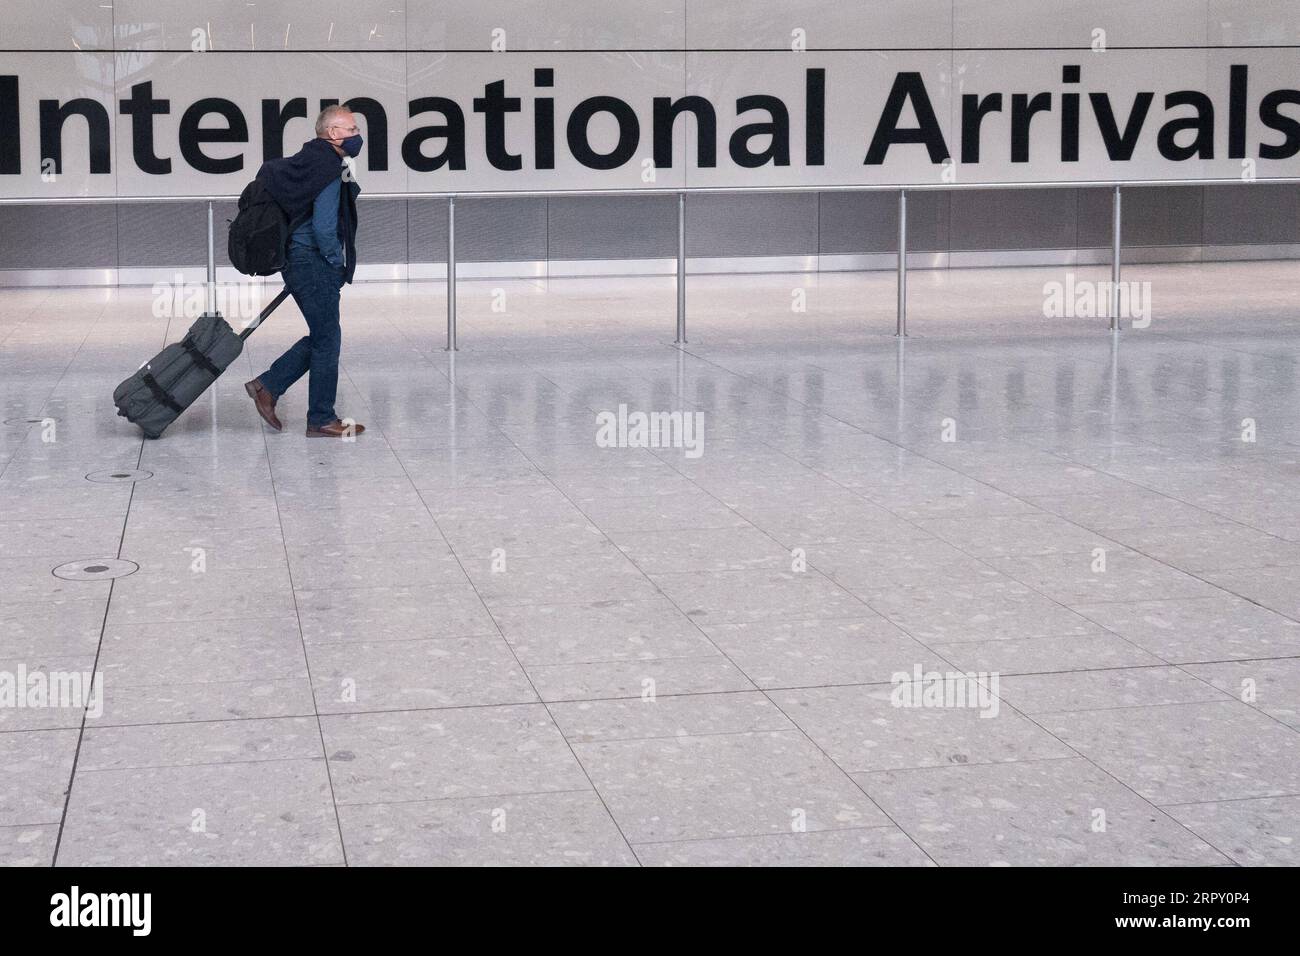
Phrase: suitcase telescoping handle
[{"left": 238, "top": 286, "right": 292, "bottom": 341}]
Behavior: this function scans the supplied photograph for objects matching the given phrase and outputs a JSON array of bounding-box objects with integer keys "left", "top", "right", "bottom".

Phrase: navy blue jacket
[
  {"left": 291, "top": 179, "right": 346, "bottom": 270},
  {"left": 256, "top": 138, "right": 361, "bottom": 284}
]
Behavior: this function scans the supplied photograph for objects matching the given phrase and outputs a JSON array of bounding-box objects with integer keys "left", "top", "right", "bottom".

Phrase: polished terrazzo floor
[{"left": 2, "top": 261, "right": 1299, "bottom": 866}]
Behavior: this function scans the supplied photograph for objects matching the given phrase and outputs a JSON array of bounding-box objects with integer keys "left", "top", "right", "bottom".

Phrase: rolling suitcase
[{"left": 113, "top": 287, "right": 292, "bottom": 439}]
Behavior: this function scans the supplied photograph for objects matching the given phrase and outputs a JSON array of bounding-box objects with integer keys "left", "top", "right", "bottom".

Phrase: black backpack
[{"left": 228, "top": 178, "right": 299, "bottom": 276}]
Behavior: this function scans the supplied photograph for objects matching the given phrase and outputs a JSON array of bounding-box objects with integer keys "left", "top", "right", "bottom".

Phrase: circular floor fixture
[
  {"left": 52, "top": 558, "right": 139, "bottom": 581},
  {"left": 85, "top": 469, "right": 153, "bottom": 484}
]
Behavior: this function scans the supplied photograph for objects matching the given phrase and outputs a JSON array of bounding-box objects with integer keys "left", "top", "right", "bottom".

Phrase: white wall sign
[{"left": 1, "top": 49, "right": 1297, "bottom": 198}]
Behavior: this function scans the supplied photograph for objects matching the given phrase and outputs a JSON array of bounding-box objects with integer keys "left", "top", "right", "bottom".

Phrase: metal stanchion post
[
  {"left": 896, "top": 189, "right": 907, "bottom": 337},
  {"left": 446, "top": 194, "right": 458, "bottom": 351},
  {"left": 206, "top": 200, "right": 216, "bottom": 316},
  {"left": 1110, "top": 186, "right": 1122, "bottom": 332},
  {"left": 896, "top": 331, "right": 906, "bottom": 457},
  {"left": 675, "top": 191, "right": 686, "bottom": 345}
]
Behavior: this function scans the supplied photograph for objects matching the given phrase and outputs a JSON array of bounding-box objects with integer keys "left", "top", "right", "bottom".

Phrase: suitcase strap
[
  {"left": 140, "top": 371, "right": 184, "bottom": 413},
  {"left": 181, "top": 336, "right": 223, "bottom": 378}
]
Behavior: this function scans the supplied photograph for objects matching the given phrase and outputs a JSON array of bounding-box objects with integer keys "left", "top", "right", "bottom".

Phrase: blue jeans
[{"left": 258, "top": 246, "right": 345, "bottom": 429}]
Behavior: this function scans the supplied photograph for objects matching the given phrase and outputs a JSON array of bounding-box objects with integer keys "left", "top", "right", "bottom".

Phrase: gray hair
[{"left": 315, "top": 105, "right": 352, "bottom": 137}]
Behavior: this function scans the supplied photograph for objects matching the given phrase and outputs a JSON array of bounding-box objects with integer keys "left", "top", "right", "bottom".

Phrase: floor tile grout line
[
  {"left": 1162, "top": 663, "right": 1300, "bottom": 737},
  {"left": 625, "top": 821, "right": 898, "bottom": 849},
  {"left": 1044, "top": 730, "right": 1242, "bottom": 862},
  {"left": 1033, "top": 451, "right": 1300, "bottom": 537},
  {"left": 693, "top": 336, "right": 1282, "bottom": 507},
  {"left": 849, "top": 753, "right": 1104, "bottom": 776},
  {"left": 384, "top": 321, "right": 1289, "bottom": 868},
  {"left": 979, "top": 685, "right": 1248, "bottom": 866},
  {"left": 9, "top": 655, "right": 1300, "bottom": 735},
  {"left": 985, "top": 483, "right": 1300, "bottom": 629},
  {"left": 52, "top": 289, "right": 164, "bottom": 868},
  {"left": 250, "top": 347, "right": 352, "bottom": 868},
  {"left": 479, "top": 367, "right": 945, "bottom": 865},
  {"left": 78, "top": 754, "right": 332, "bottom": 775},
  {"left": 656, "top": 341, "right": 1252, "bottom": 866},
  {"left": 333, "top": 786, "right": 598, "bottom": 811},
  {"left": 12, "top": 277, "right": 1300, "bottom": 868},
  {"left": 560, "top": 726, "right": 805, "bottom": 747},
  {"left": 0, "top": 288, "right": 72, "bottom": 485},
  {"left": 1067, "top": 592, "right": 1299, "bottom": 608},
  {"left": 627, "top": 356, "right": 1130, "bottom": 834},
  {"left": 673, "top": 343, "right": 1295, "bottom": 682},
  {"left": 438, "top": 340, "right": 950, "bottom": 859},
  {"left": 342, "top": 356, "right": 646, "bottom": 868},
  {"left": 1161, "top": 790, "right": 1300, "bottom": 808},
  {"left": 1020, "top": 695, "right": 1300, "bottom": 722},
  {"left": 0, "top": 820, "right": 62, "bottom": 831},
  {"left": 50, "top": 575, "right": 118, "bottom": 867},
  {"left": 755, "top": 687, "right": 942, "bottom": 866}
]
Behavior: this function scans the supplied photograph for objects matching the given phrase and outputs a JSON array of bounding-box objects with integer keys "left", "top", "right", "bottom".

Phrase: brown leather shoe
[
  {"left": 306, "top": 418, "right": 366, "bottom": 438},
  {"left": 244, "top": 378, "right": 282, "bottom": 431}
]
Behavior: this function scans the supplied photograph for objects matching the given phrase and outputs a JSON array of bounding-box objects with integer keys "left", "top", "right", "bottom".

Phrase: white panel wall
[
  {"left": 405, "top": 1, "right": 688, "bottom": 50},
  {"left": 112, "top": 0, "right": 409, "bottom": 50},
  {"left": 686, "top": 1, "right": 954, "bottom": 49},
  {"left": 951, "top": 0, "right": 1211, "bottom": 47},
  {"left": 3, "top": 0, "right": 114, "bottom": 50},
  {"left": 1210, "top": 0, "right": 1300, "bottom": 45}
]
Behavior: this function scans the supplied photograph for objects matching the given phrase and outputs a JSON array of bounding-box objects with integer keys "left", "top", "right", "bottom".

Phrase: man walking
[{"left": 245, "top": 105, "right": 365, "bottom": 438}]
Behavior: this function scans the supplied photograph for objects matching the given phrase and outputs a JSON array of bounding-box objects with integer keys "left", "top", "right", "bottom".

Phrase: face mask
[{"left": 340, "top": 134, "right": 363, "bottom": 157}]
